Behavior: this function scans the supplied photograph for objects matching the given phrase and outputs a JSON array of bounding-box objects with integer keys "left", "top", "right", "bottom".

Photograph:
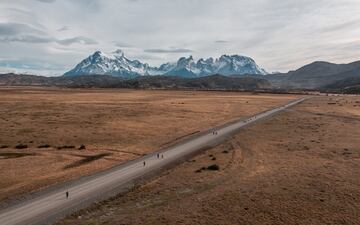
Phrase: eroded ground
[
  {"left": 0, "top": 88, "right": 296, "bottom": 201},
  {"left": 59, "top": 96, "right": 360, "bottom": 225}
]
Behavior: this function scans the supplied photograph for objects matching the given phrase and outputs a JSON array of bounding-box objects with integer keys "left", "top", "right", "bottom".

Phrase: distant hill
[
  {"left": 322, "top": 76, "right": 360, "bottom": 94},
  {"left": 266, "top": 61, "right": 360, "bottom": 89},
  {"left": 0, "top": 73, "right": 272, "bottom": 91},
  {"left": 0, "top": 73, "right": 123, "bottom": 87}
]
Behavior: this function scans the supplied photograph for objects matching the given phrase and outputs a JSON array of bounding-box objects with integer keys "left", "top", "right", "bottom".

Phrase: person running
[
  {"left": 66, "top": 191, "right": 69, "bottom": 199},
  {"left": 161, "top": 154, "right": 164, "bottom": 159},
  {"left": 143, "top": 161, "right": 146, "bottom": 166},
  {"left": 157, "top": 153, "right": 160, "bottom": 159}
]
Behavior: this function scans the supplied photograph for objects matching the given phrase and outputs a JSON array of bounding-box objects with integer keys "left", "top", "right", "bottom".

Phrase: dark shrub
[
  {"left": 0, "top": 145, "right": 9, "bottom": 149},
  {"left": 15, "top": 144, "right": 28, "bottom": 149},
  {"left": 38, "top": 144, "right": 51, "bottom": 149},
  {"left": 207, "top": 164, "right": 220, "bottom": 171},
  {"left": 57, "top": 145, "right": 75, "bottom": 150},
  {"left": 78, "top": 144, "right": 86, "bottom": 150}
]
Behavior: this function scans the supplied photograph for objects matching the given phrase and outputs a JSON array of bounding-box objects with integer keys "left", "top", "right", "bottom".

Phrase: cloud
[
  {"left": 36, "top": 0, "right": 56, "bottom": 3},
  {"left": 56, "top": 36, "right": 98, "bottom": 45},
  {"left": 57, "top": 26, "right": 69, "bottom": 32},
  {"left": 0, "top": 58, "right": 65, "bottom": 76},
  {"left": 215, "top": 40, "right": 228, "bottom": 43},
  {"left": 0, "top": 35, "right": 53, "bottom": 43},
  {"left": 0, "top": 22, "right": 45, "bottom": 36},
  {"left": 113, "top": 41, "right": 133, "bottom": 48},
  {"left": 144, "top": 48, "right": 193, "bottom": 53},
  {"left": 0, "top": 22, "right": 96, "bottom": 46}
]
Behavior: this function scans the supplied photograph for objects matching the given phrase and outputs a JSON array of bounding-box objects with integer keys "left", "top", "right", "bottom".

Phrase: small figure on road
[
  {"left": 66, "top": 191, "right": 69, "bottom": 199},
  {"left": 161, "top": 154, "right": 164, "bottom": 159},
  {"left": 157, "top": 153, "right": 160, "bottom": 159},
  {"left": 143, "top": 161, "right": 146, "bottom": 166}
]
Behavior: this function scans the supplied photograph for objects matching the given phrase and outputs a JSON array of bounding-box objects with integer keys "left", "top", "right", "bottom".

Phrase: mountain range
[
  {"left": 0, "top": 73, "right": 271, "bottom": 90},
  {"left": 2, "top": 51, "right": 360, "bottom": 93},
  {"left": 64, "top": 50, "right": 267, "bottom": 78}
]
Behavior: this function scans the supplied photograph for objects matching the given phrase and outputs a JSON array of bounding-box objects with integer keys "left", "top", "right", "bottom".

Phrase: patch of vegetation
[
  {"left": 38, "top": 144, "right": 51, "bottom": 149},
  {"left": 15, "top": 144, "right": 28, "bottom": 149},
  {"left": 78, "top": 144, "right": 86, "bottom": 150},
  {"left": 0, "top": 152, "right": 35, "bottom": 159},
  {"left": 195, "top": 164, "right": 220, "bottom": 172},
  {"left": 222, "top": 150, "right": 229, "bottom": 154},
  {"left": 207, "top": 164, "right": 220, "bottom": 171},
  {"left": 57, "top": 145, "right": 76, "bottom": 150},
  {"left": 0, "top": 145, "right": 9, "bottom": 149}
]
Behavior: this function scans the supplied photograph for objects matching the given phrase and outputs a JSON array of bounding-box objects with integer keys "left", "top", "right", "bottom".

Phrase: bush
[
  {"left": 0, "top": 145, "right": 9, "bottom": 149},
  {"left": 78, "top": 144, "right": 86, "bottom": 150},
  {"left": 38, "top": 144, "right": 51, "bottom": 149},
  {"left": 207, "top": 164, "right": 220, "bottom": 171},
  {"left": 57, "top": 145, "right": 75, "bottom": 150},
  {"left": 15, "top": 144, "right": 28, "bottom": 149}
]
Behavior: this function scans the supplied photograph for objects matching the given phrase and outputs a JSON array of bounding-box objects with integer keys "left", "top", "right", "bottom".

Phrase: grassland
[
  {"left": 0, "top": 87, "right": 297, "bottom": 202},
  {"left": 58, "top": 96, "right": 360, "bottom": 225}
]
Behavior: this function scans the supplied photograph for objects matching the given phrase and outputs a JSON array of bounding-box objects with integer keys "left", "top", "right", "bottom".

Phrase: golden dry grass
[
  {"left": 59, "top": 96, "right": 360, "bottom": 225},
  {"left": 0, "top": 87, "right": 297, "bottom": 201}
]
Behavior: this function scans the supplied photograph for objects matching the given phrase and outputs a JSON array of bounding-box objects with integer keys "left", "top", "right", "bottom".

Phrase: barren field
[
  {"left": 59, "top": 96, "right": 360, "bottom": 225},
  {"left": 0, "top": 87, "right": 297, "bottom": 202}
]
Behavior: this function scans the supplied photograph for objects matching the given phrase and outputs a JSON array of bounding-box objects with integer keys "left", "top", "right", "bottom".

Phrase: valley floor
[
  {"left": 58, "top": 96, "right": 360, "bottom": 225},
  {"left": 0, "top": 88, "right": 296, "bottom": 202}
]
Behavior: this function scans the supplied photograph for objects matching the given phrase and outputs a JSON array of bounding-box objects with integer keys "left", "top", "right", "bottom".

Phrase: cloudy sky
[{"left": 1, "top": 0, "right": 360, "bottom": 76}]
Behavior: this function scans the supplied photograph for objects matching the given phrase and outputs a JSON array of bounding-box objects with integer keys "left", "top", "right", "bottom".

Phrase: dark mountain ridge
[{"left": 0, "top": 73, "right": 272, "bottom": 90}]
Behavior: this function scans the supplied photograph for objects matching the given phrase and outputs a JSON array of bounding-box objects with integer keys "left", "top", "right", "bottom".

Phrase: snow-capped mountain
[
  {"left": 64, "top": 50, "right": 160, "bottom": 77},
  {"left": 165, "top": 55, "right": 267, "bottom": 77},
  {"left": 64, "top": 50, "right": 267, "bottom": 78}
]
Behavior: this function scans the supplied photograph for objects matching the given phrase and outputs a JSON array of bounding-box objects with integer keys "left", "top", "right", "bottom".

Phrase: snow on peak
[{"left": 64, "top": 50, "right": 267, "bottom": 78}]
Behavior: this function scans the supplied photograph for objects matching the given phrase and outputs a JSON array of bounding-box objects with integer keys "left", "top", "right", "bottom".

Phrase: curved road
[{"left": 0, "top": 97, "right": 307, "bottom": 225}]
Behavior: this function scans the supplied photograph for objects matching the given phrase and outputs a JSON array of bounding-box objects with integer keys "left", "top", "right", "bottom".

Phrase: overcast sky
[{"left": 1, "top": 0, "right": 360, "bottom": 76}]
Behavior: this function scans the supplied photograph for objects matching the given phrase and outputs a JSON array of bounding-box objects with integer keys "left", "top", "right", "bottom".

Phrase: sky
[{"left": 1, "top": 0, "right": 360, "bottom": 76}]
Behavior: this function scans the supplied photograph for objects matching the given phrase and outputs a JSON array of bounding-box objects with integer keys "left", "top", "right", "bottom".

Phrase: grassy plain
[
  {"left": 59, "top": 96, "right": 360, "bottom": 225},
  {"left": 0, "top": 87, "right": 296, "bottom": 201}
]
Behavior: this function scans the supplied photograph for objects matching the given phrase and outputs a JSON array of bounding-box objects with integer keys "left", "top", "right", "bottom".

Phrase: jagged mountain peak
[{"left": 64, "top": 50, "right": 267, "bottom": 78}]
